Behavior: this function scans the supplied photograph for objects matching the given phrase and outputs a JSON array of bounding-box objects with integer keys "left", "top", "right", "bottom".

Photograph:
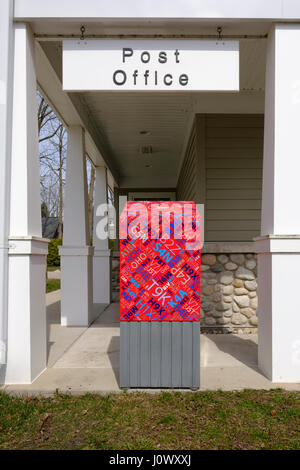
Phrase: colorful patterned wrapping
[{"left": 119, "top": 201, "right": 201, "bottom": 321}]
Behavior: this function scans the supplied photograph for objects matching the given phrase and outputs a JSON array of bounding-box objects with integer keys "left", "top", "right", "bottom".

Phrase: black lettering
[
  {"left": 179, "top": 74, "right": 188, "bottom": 86},
  {"left": 144, "top": 70, "right": 149, "bottom": 85},
  {"left": 141, "top": 51, "right": 150, "bottom": 63},
  {"left": 133, "top": 70, "right": 138, "bottom": 85},
  {"left": 164, "top": 74, "right": 173, "bottom": 86},
  {"left": 158, "top": 51, "right": 167, "bottom": 63},
  {"left": 113, "top": 70, "right": 127, "bottom": 86},
  {"left": 174, "top": 49, "right": 180, "bottom": 63},
  {"left": 122, "top": 48, "right": 133, "bottom": 63}
]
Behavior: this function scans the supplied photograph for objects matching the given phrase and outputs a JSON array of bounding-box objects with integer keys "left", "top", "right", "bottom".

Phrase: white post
[
  {"left": 0, "top": 0, "right": 14, "bottom": 373},
  {"left": 93, "top": 166, "right": 111, "bottom": 304},
  {"left": 59, "top": 126, "right": 94, "bottom": 326},
  {"left": 5, "top": 24, "right": 48, "bottom": 384},
  {"left": 255, "top": 24, "right": 300, "bottom": 382}
]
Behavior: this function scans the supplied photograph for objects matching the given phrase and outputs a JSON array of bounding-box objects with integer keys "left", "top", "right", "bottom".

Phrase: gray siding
[
  {"left": 177, "top": 114, "right": 264, "bottom": 242},
  {"left": 205, "top": 114, "right": 263, "bottom": 241},
  {"left": 177, "top": 121, "right": 197, "bottom": 201}
]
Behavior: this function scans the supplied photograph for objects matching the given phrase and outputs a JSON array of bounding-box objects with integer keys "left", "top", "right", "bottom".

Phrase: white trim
[
  {"left": 59, "top": 246, "right": 94, "bottom": 256},
  {"left": 13, "top": 0, "right": 300, "bottom": 21},
  {"left": 8, "top": 237, "right": 49, "bottom": 255},
  {"left": 254, "top": 235, "right": 300, "bottom": 253}
]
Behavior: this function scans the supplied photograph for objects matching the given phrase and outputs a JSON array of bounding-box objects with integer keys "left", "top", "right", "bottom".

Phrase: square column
[
  {"left": 93, "top": 167, "right": 111, "bottom": 304},
  {"left": 0, "top": 0, "right": 14, "bottom": 367},
  {"left": 4, "top": 24, "right": 48, "bottom": 384},
  {"left": 59, "top": 126, "right": 94, "bottom": 326},
  {"left": 255, "top": 24, "right": 300, "bottom": 382}
]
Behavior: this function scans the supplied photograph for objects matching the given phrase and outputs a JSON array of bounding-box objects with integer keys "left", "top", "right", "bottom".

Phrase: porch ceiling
[{"left": 40, "top": 37, "right": 266, "bottom": 189}]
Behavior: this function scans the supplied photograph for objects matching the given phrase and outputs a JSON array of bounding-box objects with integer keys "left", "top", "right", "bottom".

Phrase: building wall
[
  {"left": 205, "top": 114, "right": 263, "bottom": 242},
  {"left": 177, "top": 121, "right": 197, "bottom": 202},
  {"left": 176, "top": 113, "right": 263, "bottom": 331},
  {"left": 177, "top": 113, "right": 264, "bottom": 241}
]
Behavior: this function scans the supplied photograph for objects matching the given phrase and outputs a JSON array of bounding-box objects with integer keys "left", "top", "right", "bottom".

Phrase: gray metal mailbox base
[{"left": 120, "top": 322, "right": 200, "bottom": 389}]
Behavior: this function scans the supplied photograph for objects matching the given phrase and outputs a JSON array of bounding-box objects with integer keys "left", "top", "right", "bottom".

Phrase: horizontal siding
[
  {"left": 206, "top": 179, "right": 262, "bottom": 189},
  {"left": 206, "top": 128, "right": 264, "bottom": 138},
  {"left": 206, "top": 148, "right": 263, "bottom": 158},
  {"left": 205, "top": 114, "right": 263, "bottom": 242},
  {"left": 206, "top": 138, "right": 263, "bottom": 149},
  {"left": 207, "top": 189, "right": 262, "bottom": 199},
  {"left": 206, "top": 114, "right": 264, "bottom": 128},
  {"left": 207, "top": 199, "right": 261, "bottom": 210},
  {"left": 206, "top": 230, "right": 260, "bottom": 241},
  {"left": 207, "top": 169, "right": 262, "bottom": 179},
  {"left": 207, "top": 210, "right": 261, "bottom": 220},
  {"left": 207, "top": 220, "right": 260, "bottom": 230},
  {"left": 177, "top": 121, "right": 196, "bottom": 202},
  {"left": 206, "top": 158, "right": 262, "bottom": 169}
]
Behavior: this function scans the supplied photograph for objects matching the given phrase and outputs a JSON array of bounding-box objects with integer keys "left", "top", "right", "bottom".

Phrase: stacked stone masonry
[
  {"left": 111, "top": 252, "right": 258, "bottom": 333},
  {"left": 201, "top": 253, "right": 258, "bottom": 333},
  {"left": 111, "top": 252, "right": 120, "bottom": 303}
]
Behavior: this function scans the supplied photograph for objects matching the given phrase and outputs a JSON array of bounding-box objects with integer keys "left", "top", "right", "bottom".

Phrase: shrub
[{"left": 47, "top": 238, "right": 62, "bottom": 267}]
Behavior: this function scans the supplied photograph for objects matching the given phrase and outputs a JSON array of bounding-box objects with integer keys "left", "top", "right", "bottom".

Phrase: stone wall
[
  {"left": 111, "top": 252, "right": 258, "bottom": 333},
  {"left": 201, "top": 254, "right": 258, "bottom": 333},
  {"left": 111, "top": 252, "right": 120, "bottom": 302}
]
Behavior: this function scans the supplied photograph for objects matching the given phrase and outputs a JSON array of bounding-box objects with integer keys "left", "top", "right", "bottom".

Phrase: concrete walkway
[{"left": 1, "top": 290, "right": 300, "bottom": 395}]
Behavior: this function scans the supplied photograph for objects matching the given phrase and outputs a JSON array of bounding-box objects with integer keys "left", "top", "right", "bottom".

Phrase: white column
[
  {"left": 5, "top": 24, "right": 48, "bottom": 384},
  {"left": 93, "top": 167, "right": 111, "bottom": 304},
  {"left": 0, "top": 0, "right": 13, "bottom": 371},
  {"left": 255, "top": 24, "right": 300, "bottom": 382},
  {"left": 59, "top": 126, "right": 94, "bottom": 326}
]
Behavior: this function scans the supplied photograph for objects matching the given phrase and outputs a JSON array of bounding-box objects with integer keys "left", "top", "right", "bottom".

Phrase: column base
[
  {"left": 59, "top": 245, "right": 94, "bottom": 326},
  {"left": 3, "top": 237, "right": 48, "bottom": 384},
  {"left": 93, "top": 249, "right": 111, "bottom": 304},
  {"left": 255, "top": 235, "right": 300, "bottom": 382}
]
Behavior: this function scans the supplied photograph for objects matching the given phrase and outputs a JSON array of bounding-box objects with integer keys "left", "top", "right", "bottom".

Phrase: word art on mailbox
[{"left": 120, "top": 201, "right": 201, "bottom": 322}]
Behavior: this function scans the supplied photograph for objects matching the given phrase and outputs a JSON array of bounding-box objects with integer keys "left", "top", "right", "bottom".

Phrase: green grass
[
  {"left": 0, "top": 390, "right": 299, "bottom": 450},
  {"left": 46, "top": 279, "right": 60, "bottom": 293}
]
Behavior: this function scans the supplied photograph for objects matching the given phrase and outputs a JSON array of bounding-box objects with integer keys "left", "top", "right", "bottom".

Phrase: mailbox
[{"left": 120, "top": 201, "right": 201, "bottom": 389}]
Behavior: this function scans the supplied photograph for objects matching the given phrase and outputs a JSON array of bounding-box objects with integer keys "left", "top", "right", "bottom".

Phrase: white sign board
[{"left": 63, "top": 40, "right": 239, "bottom": 92}]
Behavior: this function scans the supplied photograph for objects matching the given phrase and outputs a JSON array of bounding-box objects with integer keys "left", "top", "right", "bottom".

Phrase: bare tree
[
  {"left": 37, "top": 91, "right": 95, "bottom": 242},
  {"left": 38, "top": 93, "right": 60, "bottom": 142},
  {"left": 38, "top": 90, "right": 66, "bottom": 236}
]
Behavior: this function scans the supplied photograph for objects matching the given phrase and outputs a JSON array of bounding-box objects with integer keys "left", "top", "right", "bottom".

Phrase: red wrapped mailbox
[{"left": 120, "top": 201, "right": 201, "bottom": 322}]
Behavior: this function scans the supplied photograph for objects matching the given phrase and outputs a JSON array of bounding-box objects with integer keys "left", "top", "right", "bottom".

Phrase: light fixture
[{"left": 140, "top": 145, "right": 153, "bottom": 155}]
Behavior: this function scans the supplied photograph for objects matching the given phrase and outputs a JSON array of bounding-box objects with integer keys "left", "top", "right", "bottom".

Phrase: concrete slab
[
  {"left": 92, "top": 302, "right": 119, "bottom": 325},
  {"left": 45, "top": 290, "right": 108, "bottom": 367},
  {"left": 53, "top": 326, "right": 120, "bottom": 370},
  {"left": 47, "top": 269, "right": 61, "bottom": 279},
  {"left": 201, "top": 333, "right": 258, "bottom": 368},
  {"left": 2, "top": 295, "right": 300, "bottom": 394}
]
